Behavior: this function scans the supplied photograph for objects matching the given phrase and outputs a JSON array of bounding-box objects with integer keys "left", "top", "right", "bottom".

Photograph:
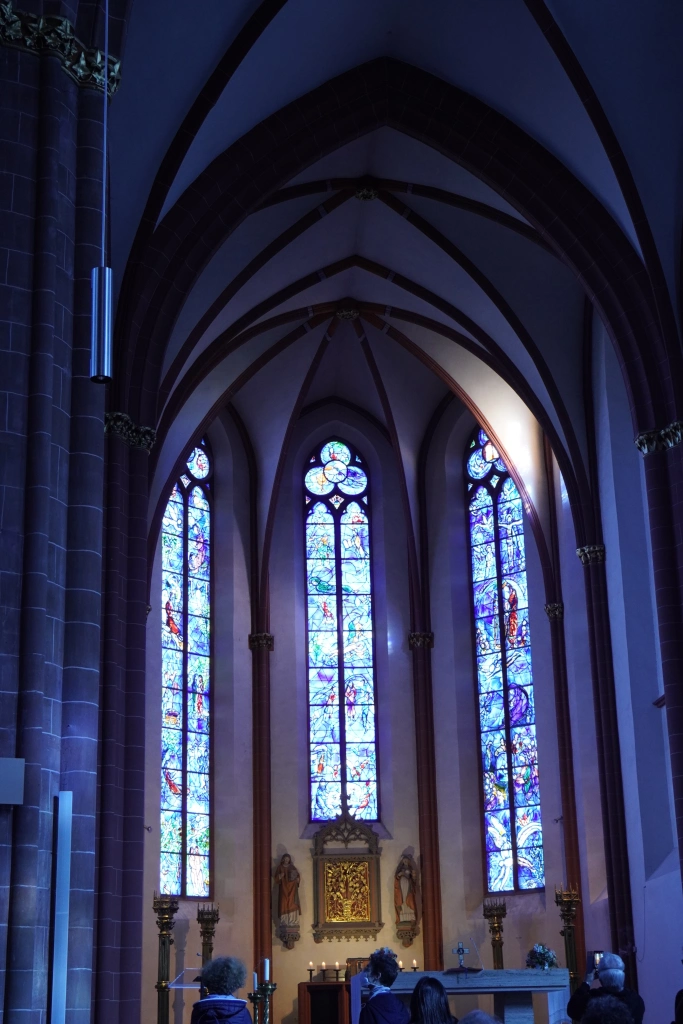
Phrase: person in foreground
[
  {"left": 191, "top": 956, "right": 252, "bottom": 1024},
  {"left": 409, "top": 976, "right": 458, "bottom": 1024},
  {"left": 360, "top": 947, "right": 410, "bottom": 1024},
  {"left": 582, "top": 995, "right": 634, "bottom": 1024},
  {"left": 566, "top": 954, "right": 644, "bottom": 1024}
]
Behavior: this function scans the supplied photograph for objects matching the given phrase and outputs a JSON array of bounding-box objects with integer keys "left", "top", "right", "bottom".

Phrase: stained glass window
[
  {"left": 466, "top": 428, "right": 544, "bottom": 892},
  {"left": 160, "top": 442, "right": 211, "bottom": 896},
  {"left": 305, "top": 440, "right": 378, "bottom": 821}
]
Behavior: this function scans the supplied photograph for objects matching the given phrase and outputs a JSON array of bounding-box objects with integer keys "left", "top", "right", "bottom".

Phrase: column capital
[
  {"left": 249, "top": 632, "right": 274, "bottom": 651},
  {"left": 576, "top": 544, "right": 605, "bottom": 565},
  {"left": 635, "top": 420, "right": 683, "bottom": 455},
  {"left": 0, "top": 5, "right": 121, "bottom": 94},
  {"left": 105, "top": 412, "right": 156, "bottom": 452},
  {"left": 544, "top": 602, "right": 564, "bottom": 620},
  {"left": 409, "top": 631, "right": 434, "bottom": 649}
]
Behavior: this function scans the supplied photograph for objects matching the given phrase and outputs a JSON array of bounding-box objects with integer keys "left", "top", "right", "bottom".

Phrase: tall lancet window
[
  {"left": 160, "top": 442, "right": 212, "bottom": 896},
  {"left": 466, "top": 428, "right": 544, "bottom": 892},
  {"left": 305, "top": 439, "right": 379, "bottom": 821}
]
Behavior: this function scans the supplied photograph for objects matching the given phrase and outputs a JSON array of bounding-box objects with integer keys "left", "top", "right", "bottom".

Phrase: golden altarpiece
[{"left": 311, "top": 814, "right": 383, "bottom": 943}]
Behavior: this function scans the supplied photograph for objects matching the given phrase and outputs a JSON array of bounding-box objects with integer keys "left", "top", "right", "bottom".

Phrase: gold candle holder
[
  {"left": 153, "top": 891, "right": 180, "bottom": 1024},
  {"left": 483, "top": 897, "right": 507, "bottom": 970},
  {"left": 197, "top": 902, "right": 220, "bottom": 966},
  {"left": 555, "top": 885, "right": 581, "bottom": 992}
]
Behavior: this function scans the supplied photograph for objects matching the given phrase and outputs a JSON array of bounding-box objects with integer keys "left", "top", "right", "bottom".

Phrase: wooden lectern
[{"left": 298, "top": 981, "right": 350, "bottom": 1024}]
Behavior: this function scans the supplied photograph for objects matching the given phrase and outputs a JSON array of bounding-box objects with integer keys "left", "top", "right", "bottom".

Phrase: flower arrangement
[{"left": 526, "top": 943, "right": 559, "bottom": 970}]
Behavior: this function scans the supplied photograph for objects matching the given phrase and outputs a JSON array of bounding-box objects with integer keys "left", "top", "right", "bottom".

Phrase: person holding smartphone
[{"left": 566, "top": 953, "right": 644, "bottom": 1024}]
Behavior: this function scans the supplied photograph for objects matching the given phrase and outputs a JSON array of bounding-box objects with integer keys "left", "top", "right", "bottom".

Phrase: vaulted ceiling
[{"left": 107, "top": 0, "right": 683, "bottom": 566}]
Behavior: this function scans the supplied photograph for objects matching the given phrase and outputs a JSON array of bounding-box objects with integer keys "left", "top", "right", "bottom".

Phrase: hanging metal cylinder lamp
[
  {"left": 90, "top": 265, "right": 112, "bottom": 382},
  {"left": 90, "top": 0, "right": 113, "bottom": 383}
]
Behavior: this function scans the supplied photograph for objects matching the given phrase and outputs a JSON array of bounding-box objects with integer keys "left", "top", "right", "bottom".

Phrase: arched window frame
[
  {"left": 160, "top": 440, "right": 212, "bottom": 897},
  {"left": 465, "top": 427, "right": 545, "bottom": 893},
  {"left": 304, "top": 438, "right": 380, "bottom": 823}
]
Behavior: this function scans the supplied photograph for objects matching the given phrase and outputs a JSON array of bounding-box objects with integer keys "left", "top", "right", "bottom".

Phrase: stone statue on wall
[
  {"left": 394, "top": 854, "right": 418, "bottom": 947},
  {"left": 274, "top": 853, "right": 301, "bottom": 949}
]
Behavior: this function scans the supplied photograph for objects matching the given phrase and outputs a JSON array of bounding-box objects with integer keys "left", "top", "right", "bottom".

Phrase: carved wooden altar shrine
[{"left": 311, "top": 815, "right": 383, "bottom": 943}]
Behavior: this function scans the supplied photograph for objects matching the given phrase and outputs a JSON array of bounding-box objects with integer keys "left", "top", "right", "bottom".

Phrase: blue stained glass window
[
  {"left": 160, "top": 440, "right": 212, "bottom": 896},
  {"left": 466, "top": 429, "right": 544, "bottom": 891},
  {"left": 305, "top": 441, "right": 378, "bottom": 820}
]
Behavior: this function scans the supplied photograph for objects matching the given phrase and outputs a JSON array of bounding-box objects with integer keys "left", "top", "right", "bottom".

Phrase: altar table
[{"left": 350, "top": 969, "right": 571, "bottom": 1024}]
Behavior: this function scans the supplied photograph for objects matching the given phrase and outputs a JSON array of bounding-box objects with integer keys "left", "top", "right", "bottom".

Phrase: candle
[
  {"left": 264, "top": 958, "right": 270, "bottom": 982},
  {"left": 399, "top": 961, "right": 403, "bottom": 969},
  {"left": 322, "top": 961, "right": 326, "bottom": 970},
  {"left": 413, "top": 960, "right": 417, "bottom": 968},
  {"left": 335, "top": 962, "right": 339, "bottom": 970},
  {"left": 309, "top": 962, "right": 314, "bottom": 969},
  {"left": 253, "top": 972, "right": 258, "bottom": 991}
]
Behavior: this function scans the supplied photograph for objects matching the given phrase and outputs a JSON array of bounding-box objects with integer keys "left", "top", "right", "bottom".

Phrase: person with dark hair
[
  {"left": 566, "top": 954, "right": 644, "bottom": 1024},
  {"left": 359, "top": 948, "right": 410, "bottom": 1024},
  {"left": 409, "top": 976, "right": 457, "bottom": 1024},
  {"left": 674, "top": 988, "right": 683, "bottom": 1024},
  {"left": 191, "top": 956, "right": 252, "bottom": 1024},
  {"left": 582, "top": 995, "right": 634, "bottom": 1024}
]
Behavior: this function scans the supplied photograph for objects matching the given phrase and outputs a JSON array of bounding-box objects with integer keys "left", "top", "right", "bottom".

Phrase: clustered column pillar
[{"left": 0, "top": 15, "right": 117, "bottom": 1019}]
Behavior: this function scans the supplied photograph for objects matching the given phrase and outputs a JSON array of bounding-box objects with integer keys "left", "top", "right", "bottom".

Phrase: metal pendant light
[{"left": 90, "top": 0, "right": 113, "bottom": 383}]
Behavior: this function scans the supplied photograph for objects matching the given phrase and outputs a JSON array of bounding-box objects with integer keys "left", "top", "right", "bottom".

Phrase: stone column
[
  {"left": 636, "top": 429, "right": 683, "bottom": 893},
  {"left": 95, "top": 420, "right": 154, "bottom": 1023},
  {"left": 250, "top": 631, "right": 274, "bottom": 968},
  {"left": 408, "top": 632, "right": 443, "bottom": 970},
  {"left": 544, "top": 603, "right": 586, "bottom": 976},
  {"left": 577, "top": 544, "right": 636, "bottom": 987}
]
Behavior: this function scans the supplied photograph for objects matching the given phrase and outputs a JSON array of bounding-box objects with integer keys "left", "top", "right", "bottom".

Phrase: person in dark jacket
[
  {"left": 359, "top": 947, "right": 410, "bottom": 1024},
  {"left": 409, "top": 976, "right": 458, "bottom": 1024},
  {"left": 191, "top": 956, "right": 252, "bottom": 1024},
  {"left": 566, "top": 954, "right": 644, "bottom": 1024}
]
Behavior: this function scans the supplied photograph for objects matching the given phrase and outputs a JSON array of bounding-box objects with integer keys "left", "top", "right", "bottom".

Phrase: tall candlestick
[
  {"left": 483, "top": 897, "right": 507, "bottom": 970},
  {"left": 248, "top": 988, "right": 264, "bottom": 1024},
  {"left": 258, "top": 979, "right": 277, "bottom": 1024},
  {"left": 555, "top": 885, "right": 581, "bottom": 992},
  {"left": 153, "top": 892, "right": 180, "bottom": 1024}
]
